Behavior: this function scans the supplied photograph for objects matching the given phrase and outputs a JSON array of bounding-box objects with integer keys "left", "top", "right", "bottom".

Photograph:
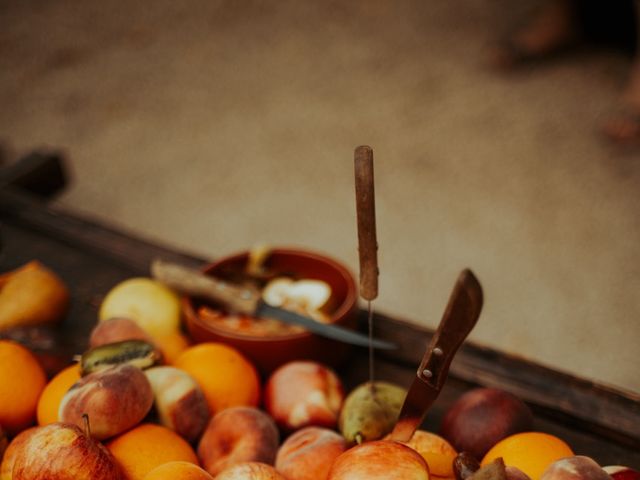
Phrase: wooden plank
[
  {"left": 368, "top": 311, "right": 640, "bottom": 448},
  {"left": 1, "top": 188, "right": 639, "bottom": 465}
]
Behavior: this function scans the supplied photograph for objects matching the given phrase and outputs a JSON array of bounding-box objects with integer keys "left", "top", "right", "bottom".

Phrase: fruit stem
[
  {"left": 355, "top": 432, "right": 364, "bottom": 445},
  {"left": 82, "top": 413, "right": 92, "bottom": 438}
]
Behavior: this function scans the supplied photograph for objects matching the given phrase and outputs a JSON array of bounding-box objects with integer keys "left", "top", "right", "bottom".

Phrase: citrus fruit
[
  {"left": 106, "top": 423, "right": 198, "bottom": 480},
  {"left": 36, "top": 363, "right": 81, "bottom": 425},
  {"left": 154, "top": 331, "right": 191, "bottom": 365},
  {"left": 174, "top": 342, "right": 260, "bottom": 414},
  {"left": 0, "top": 340, "right": 47, "bottom": 435},
  {"left": 143, "top": 461, "right": 214, "bottom": 480},
  {"left": 404, "top": 430, "right": 458, "bottom": 478},
  {"left": 99, "top": 278, "right": 181, "bottom": 338},
  {"left": 481, "top": 432, "right": 574, "bottom": 480}
]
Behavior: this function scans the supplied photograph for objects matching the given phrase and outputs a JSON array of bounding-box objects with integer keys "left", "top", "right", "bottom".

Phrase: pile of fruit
[{"left": 0, "top": 262, "right": 638, "bottom": 480}]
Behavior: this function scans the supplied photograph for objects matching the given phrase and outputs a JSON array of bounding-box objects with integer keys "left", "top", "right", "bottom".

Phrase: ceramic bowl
[{"left": 182, "top": 247, "right": 359, "bottom": 374}]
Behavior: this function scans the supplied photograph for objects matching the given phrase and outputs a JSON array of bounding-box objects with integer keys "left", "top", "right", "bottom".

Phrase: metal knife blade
[
  {"left": 389, "top": 269, "right": 483, "bottom": 442},
  {"left": 151, "top": 259, "right": 396, "bottom": 350},
  {"left": 256, "top": 302, "right": 395, "bottom": 350}
]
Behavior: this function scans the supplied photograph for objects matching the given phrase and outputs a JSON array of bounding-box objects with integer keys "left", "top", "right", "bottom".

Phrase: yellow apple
[{"left": 99, "top": 278, "right": 181, "bottom": 338}]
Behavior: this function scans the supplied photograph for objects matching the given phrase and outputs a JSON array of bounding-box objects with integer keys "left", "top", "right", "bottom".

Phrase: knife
[
  {"left": 151, "top": 259, "right": 396, "bottom": 350},
  {"left": 389, "top": 269, "right": 483, "bottom": 442}
]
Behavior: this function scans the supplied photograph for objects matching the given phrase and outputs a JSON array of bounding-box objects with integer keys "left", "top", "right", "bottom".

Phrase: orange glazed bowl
[{"left": 182, "top": 248, "right": 359, "bottom": 374}]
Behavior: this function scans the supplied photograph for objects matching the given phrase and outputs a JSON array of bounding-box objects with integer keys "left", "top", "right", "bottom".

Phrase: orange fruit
[
  {"left": 36, "top": 363, "right": 81, "bottom": 425},
  {"left": 106, "top": 423, "right": 199, "bottom": 480},
  {"left": 0, "top": 340, "right": 47, "bottom": 435},
  {"left": 143, "top": 461, "right": 214, "bottom": 480},
  {"left": 174, "top": 342, "right": 260, "bottom": 414},
  {"left": 154, "top": 331, "right": 191, "bottom": 365},
  {"left": 403, "top": 430, "right": 458, "bottom": 478},
  {"left": 481, "top": 432, "right": 574, "bottom": 480}
]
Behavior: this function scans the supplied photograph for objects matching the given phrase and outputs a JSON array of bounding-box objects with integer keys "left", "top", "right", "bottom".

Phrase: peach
[
  {"left": 264, "top": 361, "right": 344, "bottom": 432},
  {"left": 89, "top": 317, "right": 154, "bottom": 348},
  {"left": 10, "top": 422, "right": 123, "bottom": 480},
  {"left": 398, "top": 430, "right": 457, "bottom": 478},
  {"left": 59, "top": 364, "right": 154, "bottom": 440},
  {"left": 328, "top": 440, "right": 430, "bottom": 480},
  {"left": 541, "top": 457, "right": 611, "bottom": 480},
  {"left": 215, "top": 462, "right": 286, "bottom": 480},
  {"left": 197, "top": 406, "right": 280, "bottom": 477},
  {"left": 275, "top": 426, "right": 347, "bottom": 480},
  {"left": 145, "top": 366, "right": 210, "bottom": 443}
]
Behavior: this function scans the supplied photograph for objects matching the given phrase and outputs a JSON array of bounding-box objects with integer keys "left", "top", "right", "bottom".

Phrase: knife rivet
[
  {"left": 422, "top": 369, "right": 433, "bottom": 378},
  {"left": 433, "top": 347, "right": 443, "bottom": 356}
]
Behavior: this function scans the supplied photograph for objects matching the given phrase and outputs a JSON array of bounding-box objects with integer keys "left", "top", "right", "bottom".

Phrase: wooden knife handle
[
  {"left": 419, "top": 269, "right": 483, "bottom": 387},
  {"left": 151, "top": 259, "right": 259, "bottom": 315},
  {"left": 354, "top": 145, "right": 379, "bottom": 301}
]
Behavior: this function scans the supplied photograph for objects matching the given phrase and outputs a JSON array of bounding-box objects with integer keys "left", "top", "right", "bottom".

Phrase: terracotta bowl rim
[{"left": 183, "top": 247, "right": 358, "bottom": 343}]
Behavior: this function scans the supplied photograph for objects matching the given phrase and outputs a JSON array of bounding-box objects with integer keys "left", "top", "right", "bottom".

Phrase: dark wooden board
[{"left": 1, "top": 189, "right": 639, "bottom": 468}]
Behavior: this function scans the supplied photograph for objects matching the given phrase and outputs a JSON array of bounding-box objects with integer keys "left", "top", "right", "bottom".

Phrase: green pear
[{"left": 339, "top": 381, "right": 407, "bottom": 445}]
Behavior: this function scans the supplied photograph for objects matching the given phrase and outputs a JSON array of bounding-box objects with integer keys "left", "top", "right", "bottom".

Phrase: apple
[
  {"left": 440, "top": 388, "right": 533, "bottom": 460},
  {"left": 603, "top": 466, "right": 640, "bottom": 480},
  {"left": 0, "top": 427, "right": 37, "bottom": 480},
  {"left": 145, "top": 366, "right": 210, "bottom": 442},
  {"left": 541, "top": 456, "right": 612, "bottom": 480},
  {"left": 262, "top": 277, "right": 332, "bottom": 322},
  {"left": 9, "top": 422, "right": 123, "bottom": 479},
  {"left": 215, "top": 462, "right": 285, "bottom": 480},
  {"left": 98, "top": 277, "right": 181, "bottom": 338},
  {"left": 275, "top": 426, "right": 347, "bottom": 480},
  {"left": 197, "top": 406, "right": 280, "bottom": 477},
  {"left": 59, "top": 364, "right": 154, "bottom": 440},
  {"left": 264, "top": 360, "right": 344, "bottom": 432},
  {"left": 0, "top": 261, "right": 69, "bottom": 331},
  {"left": 327, "top": 440, "right": 430, "bottom": 480}
]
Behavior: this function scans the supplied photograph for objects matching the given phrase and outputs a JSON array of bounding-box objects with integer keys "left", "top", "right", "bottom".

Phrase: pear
[
  {"left": 0, "top": 261, "right": 69, "bottom": 331},
  {"left": 338, "top": 381, "right": 407, "bottom": 445}
]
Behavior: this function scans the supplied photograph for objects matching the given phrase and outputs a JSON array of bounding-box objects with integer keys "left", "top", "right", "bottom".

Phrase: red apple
[
  {"left": 264, "top": 361, "right": 344, "bottom": 432},
  {"left": 275, "top": 426, "right": 347, "bottom": 480},
  {"left": 440, "top": 388, "right": 533, "bottom": 460},
  {"left": 541, "top": 456, "right": 611, "bottom": 480},
  {"left": 327, "top": 440, "right": 430, "bottom": 480},
  {"left": 9, "top": 422, "right": 123, "bottom": 479},
  {"left": 603, "top": 467, "right": 640, "bottom": 480},
  {"left": 0, "top": 427, "right": 37, "bottom": 480},
  {"left": 197, "top": 406, "right": 280, "bottom": 477}
]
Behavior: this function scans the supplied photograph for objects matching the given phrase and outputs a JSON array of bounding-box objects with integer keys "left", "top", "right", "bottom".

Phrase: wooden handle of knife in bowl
[
  {"left": 150, "top": 259, "right": 259, "bottom": 315},
  {"left": 354, "top": 145, "right": 379, "bottom": 301}
]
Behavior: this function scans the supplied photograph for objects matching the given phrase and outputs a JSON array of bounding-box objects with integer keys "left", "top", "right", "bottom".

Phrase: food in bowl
[
  {"left": 196, "top": 276, "right": 333, "bottom": 337},
  {"left": 182, "top": 247, "right": 358, "bottom": 373}
]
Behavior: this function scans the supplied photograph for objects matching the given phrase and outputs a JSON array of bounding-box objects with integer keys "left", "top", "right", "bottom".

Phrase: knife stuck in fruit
[
  {"left": 354, "top": 145, "right": 380, "bottom": 386},
  {"left": 389, "top": 268, "right": 483, "bottom": 442},
  {"left": 150, "top": 258, "right": 395, "bottom": 350}
]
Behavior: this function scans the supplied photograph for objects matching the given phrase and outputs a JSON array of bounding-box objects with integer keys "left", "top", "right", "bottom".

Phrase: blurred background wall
[{"left": 1, "top": 0, "right": 639, "bottom": 393}]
